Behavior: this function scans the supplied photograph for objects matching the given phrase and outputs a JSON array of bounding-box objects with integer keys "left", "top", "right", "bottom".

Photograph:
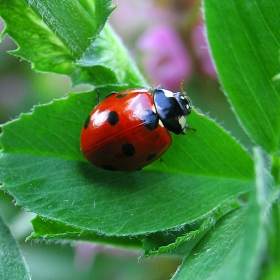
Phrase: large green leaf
[
  {"left": 0, "top": 215, "right": 31, "bottom": 280},
  {"left": 0, "top": 87, "right": 253, "bottom": 236},
  {"left": 0, "top": 0, "right": 132, "bottom": 86},
  {"left": 204, "top": 0, "right": 280, "bottom": 154}
]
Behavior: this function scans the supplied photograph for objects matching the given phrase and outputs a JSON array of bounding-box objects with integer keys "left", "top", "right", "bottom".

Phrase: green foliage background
[{"left": 0, "top": 0, "right": 279, "bottom": 279}]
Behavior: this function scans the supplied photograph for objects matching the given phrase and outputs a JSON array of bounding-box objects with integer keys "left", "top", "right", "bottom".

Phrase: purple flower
[{"left": 138, "top": 26, "right": 192, "bottom": 90}]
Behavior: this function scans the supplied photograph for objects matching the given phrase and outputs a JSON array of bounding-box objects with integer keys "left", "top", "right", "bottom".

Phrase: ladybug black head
[{"left": 153, "top": 86, "right": 192, "bottom": 135}]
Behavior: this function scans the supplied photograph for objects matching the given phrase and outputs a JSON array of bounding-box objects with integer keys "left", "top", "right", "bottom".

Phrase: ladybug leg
[
  {"left": 186, "top": 125, "right": 196, "bottom": 132},
  {"left": 180, "top": 125, "right": 196, "bottom": 135}
]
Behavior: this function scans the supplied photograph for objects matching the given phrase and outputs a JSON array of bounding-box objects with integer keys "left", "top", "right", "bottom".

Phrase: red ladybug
[{"left": 80, "top": 86, "right": 194, "bottom": 171}]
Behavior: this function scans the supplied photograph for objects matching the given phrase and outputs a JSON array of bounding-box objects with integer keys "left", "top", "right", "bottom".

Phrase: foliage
[
  {"left": 0, "top": 216, "right": 31, "bottom": 280},
  {"left": 0, "top": 0, "right": 279, "bottom": 279}
]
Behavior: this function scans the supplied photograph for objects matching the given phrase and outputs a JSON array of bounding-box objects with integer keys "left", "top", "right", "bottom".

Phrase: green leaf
[
  {"left": 29, "top": 215, "right": 142, "bottom": 249},
  {"left": 264, "top": 198, "right": 280, "bottom": 278},
  {"left": 172, "top": 208, "right": 247, "bottom": 280},
  {"left": 232, "top": 147, "right": 271, "bottom": 280},
  {"left": 0, "top": 215, "right": 31, "bottom": 280},
  {"left": 0, "top": 88, "right": 253, "bottom": 237},
  {"left": 0, "top": 0, "right": 124, "bottom": 86},
  {"left": 142, "top": 198, "right": 243, "bottom": 257},
  {"left": 172, "top": 148, "right": 276, "bottom": 280},
  {"left": 204, "top": 0, "right": 280, "bottom": 154},
  {"left": 76, "top": 24, "right": 148, "bottom": 86}
]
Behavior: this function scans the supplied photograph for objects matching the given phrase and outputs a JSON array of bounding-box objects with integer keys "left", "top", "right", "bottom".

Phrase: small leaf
[
  {"left": 76, "top": 24, "right": 148, "bottom": 86},
  {"left": 172, "top": 208, "right": 246, "bottom": 280},
  {"left": 0, "top": 0, "right": 119, "bottom": 86},
  {"left": 233, "top": 148, "right": 275, "bottom": 280},
  {"left": 142, "top": 198, "right": 243, "bottom": 257},
  {"left": 29, "top": 216, "right": 142, "bottom": 249},
  {"left": 0, "top": 215, "right": 31, "bottom": 280},
  {"left": 204, "top": 0, "right": 280, "bottom": 153}
]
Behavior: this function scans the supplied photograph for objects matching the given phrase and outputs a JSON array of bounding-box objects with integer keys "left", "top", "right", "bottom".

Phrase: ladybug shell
[{"left": 80, "top": 89, "right": 172, "bottom": 171}]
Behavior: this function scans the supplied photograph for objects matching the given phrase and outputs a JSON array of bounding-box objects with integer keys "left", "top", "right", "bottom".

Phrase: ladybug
[{"left": 80, "top": 85, "right": 196, "bottom": 171}]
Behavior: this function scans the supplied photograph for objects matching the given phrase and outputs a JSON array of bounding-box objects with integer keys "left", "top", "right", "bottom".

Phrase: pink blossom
[
  {"left": 138, "top": 26, "right": 192, "bottom": 90},
  {"left": 192, "top": 21, "right": 217, "bottom": 77},
  {"left": 74, "top": 242, "right": 141, "bottom": 271}
]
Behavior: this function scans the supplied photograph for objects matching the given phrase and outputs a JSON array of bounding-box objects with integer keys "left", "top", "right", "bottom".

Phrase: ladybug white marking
[
  {"left": 162, "top": 89, "right": 174, "bottom": 98},
  {"left": 159, "top": 119, "right": 164, "bottom": 127},
  {"left": 179, "top": 116, "right": 186, "bottom": 130},
  {"left": 151, "top": 104, "right": 156, "bottom": 114}
]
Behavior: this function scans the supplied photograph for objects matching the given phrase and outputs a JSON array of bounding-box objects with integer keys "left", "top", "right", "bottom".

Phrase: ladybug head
[{"left": 153, "top": 85, "right": 199, "bottom": 135}]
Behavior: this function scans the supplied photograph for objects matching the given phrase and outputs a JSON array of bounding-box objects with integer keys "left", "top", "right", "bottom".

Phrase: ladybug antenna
[
  {"left": 180, "top": 80, "right": 204, "bottom": 117},
  {"left": 180, "top": 80, "right": 186, "bottom": 96}
]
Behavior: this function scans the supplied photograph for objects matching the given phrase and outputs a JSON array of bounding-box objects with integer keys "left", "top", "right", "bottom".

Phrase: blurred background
[{"left": 0, "top": 0, "right": 252, "bottom": 279}]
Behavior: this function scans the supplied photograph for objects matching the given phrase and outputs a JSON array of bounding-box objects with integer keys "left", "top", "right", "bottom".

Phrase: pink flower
[
  {"left": 138, "top": 26, "right": 192, "bottom": 91},
  {"left": 192, "top": 21, "right": 217, "bottom": 78},
  {"left": 74, "top": 242, "right": 141, "bottom": 271}
]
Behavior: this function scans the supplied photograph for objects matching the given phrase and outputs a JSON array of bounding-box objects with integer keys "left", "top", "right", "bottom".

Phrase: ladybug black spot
[
  {"left": 107, "top": 111, "right": 119, "bottom": 125},
  {"left": 103, "top": 164, "right": 117, "bottom": 171},
  {"left": 116, "top": 93, "right": 127, "bottom": 98},
  {"left": 105, "top": 92, "right": 117, "bottom": 99},
  {"left": 142, "top": 110, "right": 159, "bottom": 131},
  {"left": 146, "top": 154, "right": 157, "bottom": 161},
  {"left": 122, "top": 143, "right": 135, "bottom": 156},
  {"left": 84, "top": 115, "right": 91, "bottom": 129}
]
